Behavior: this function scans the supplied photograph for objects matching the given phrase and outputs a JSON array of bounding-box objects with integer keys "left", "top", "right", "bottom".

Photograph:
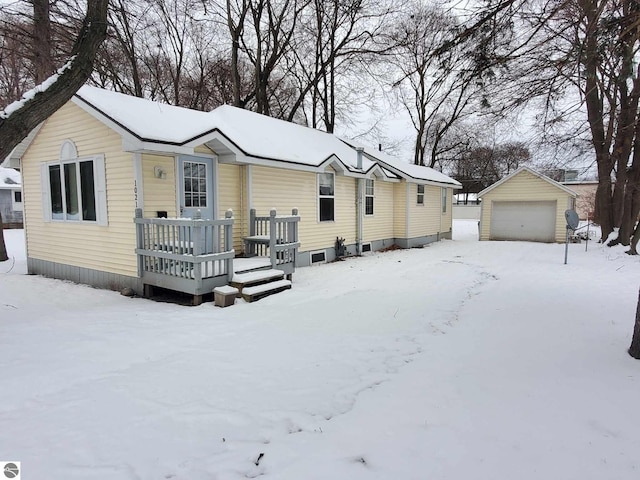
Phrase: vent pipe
[
  {"left": 356, "top": 146, "right": 364, "bottom": 171},
  {"left": 355, "top": 147, "right": 364, "bottom": 255}
]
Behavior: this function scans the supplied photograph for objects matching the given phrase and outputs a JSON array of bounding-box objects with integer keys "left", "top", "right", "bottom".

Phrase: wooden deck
[{"left": 134, "top": 208, "right": 300, "bottom": 305}]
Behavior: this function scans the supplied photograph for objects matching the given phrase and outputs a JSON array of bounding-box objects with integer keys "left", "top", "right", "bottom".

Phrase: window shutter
[
  {"left": 94, "top": 154, "right": 108, "bottom": 226},
  {"left": 41, "top": 163, "right": 51, "bottom": 222}
]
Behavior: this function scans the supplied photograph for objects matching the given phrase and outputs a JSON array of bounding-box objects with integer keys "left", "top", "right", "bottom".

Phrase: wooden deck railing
[
  {"left": 134, "top": 208, "right": 235, "bottom": 301},
  {"left": 245, "top": 208, "right": 300, "bottom": 276}
]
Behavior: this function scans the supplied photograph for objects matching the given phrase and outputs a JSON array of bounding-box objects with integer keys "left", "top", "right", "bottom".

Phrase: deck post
[
  {"left": 249, "top": 208, "right": 257, "bottom": 255},
  {"left": 135, "top": 208, "right": 144, "bottom": 277},
  {"left": 193, "top": 209, "right": 203, "bottom": 295},
  {"left": 269, "top": 208, "right": 277, "bottom": 268},
  {"left": 292, "top": 208, "right": 299, "bottom": 267},
  {"left": 225, "top": 209, "right": 234, "bottom": 282},
  {"left": 291, "top": 208, "right": 298, "bottom": 243}
]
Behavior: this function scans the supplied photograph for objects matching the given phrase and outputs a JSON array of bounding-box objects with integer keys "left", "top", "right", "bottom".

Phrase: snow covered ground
[{"left": 1, "top": 221, "right": 638, "bottom": 480}]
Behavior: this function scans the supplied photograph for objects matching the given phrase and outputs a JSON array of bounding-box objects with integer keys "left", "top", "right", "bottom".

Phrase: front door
[{"left": 178, "top": 155, "right": 215, "bottom": 220}]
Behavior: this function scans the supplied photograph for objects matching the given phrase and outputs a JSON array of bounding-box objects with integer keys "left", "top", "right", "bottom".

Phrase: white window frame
[
  {"left": 364, "top": 179, "right": 374, "bottom": 216},
  {"left": 310, "top": 249, "right": 327, "bottom": 264},
  {"left": 11, "top": 190, "right": 23, "bottom": 211},
  {"left": 41, "top": 141, "right": 107, "bottom": 225},
  {"left": 441, "top": 187, "right": 448, "bottom": 214},
  {"left": 318, "top": 172, "right": 335, "bottom": 222},
  {"left": 417, "top": 184, "right": 425, "bottom": 205}
]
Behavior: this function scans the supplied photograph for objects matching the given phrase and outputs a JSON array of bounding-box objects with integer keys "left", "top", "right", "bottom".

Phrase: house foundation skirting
[
  {"left": 296, "top": 231, "right": 452, "bottom": 267},
  {"left": 27, "top": 257, "right": 143, "bottom": 294}
]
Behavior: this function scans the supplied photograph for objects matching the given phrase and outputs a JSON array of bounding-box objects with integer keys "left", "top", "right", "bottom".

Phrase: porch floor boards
[{"left": 233, "top": 256, "right": 271, "bottom": 273}]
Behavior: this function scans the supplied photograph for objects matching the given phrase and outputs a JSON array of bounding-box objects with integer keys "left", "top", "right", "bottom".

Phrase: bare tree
[
  {"left": 390, "top": 2, "right": 488, "bottom": 167},
  {"left": 448, "top": 0, "right": 640, "bottom": 243},
  {"left": 0, "top": 0, "right": 109, "bottom": 259},
  {"left": 629, "top": 287, "right": 640, "bottom": 359}
]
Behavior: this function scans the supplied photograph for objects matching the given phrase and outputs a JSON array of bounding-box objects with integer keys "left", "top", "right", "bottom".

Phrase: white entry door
[
  {"left": 490, "top": 200, "right": 557, "bottom": 242},
  {"left": 178, "top": 155, "right": 215, "bottom": 220}
]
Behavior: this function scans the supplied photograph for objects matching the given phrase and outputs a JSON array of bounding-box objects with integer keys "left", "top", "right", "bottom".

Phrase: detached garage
[{"left": 478, "top": 167, "right": 577, "bottom": 243}]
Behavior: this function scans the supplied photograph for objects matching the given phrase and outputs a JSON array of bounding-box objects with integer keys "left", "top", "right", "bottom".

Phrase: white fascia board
[
  {"left": 217, "top": 154, "right": 238, "bottom": 164},
  {"left": 240, "top": 155, "right": 322, "bottom": 173},
  {"left": 365, "top": 165, "right": 399, "bottom": 182},
  {"left": 121, "top": 137, "right": 194, "bottom": 156},
  {"left": 318, "top": 155, "right": 349, "bottom": 174},
  {"left": 408, "top": 178, "right": 463, "bottom": 189}
]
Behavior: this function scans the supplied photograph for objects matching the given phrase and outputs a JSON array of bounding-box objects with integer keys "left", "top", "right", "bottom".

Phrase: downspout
[{"left": 356, "top": 147, "right": 364, "bottom": 255}]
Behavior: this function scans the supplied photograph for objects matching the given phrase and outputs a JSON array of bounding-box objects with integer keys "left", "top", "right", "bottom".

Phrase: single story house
[
  {"left": 17, "top": 85, "right": 461, "bottom": 298},
  {"left": 562, "top": 180, "right": 597, "bottom": 220},
  {"left": 478, "top": 166, "right": 577, "bottom": 243},
  {"left": 0, "top": 166, "right": 23, "bottom": 227}
]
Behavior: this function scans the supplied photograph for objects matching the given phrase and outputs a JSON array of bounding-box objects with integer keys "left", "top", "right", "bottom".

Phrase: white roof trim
[
  {"left": 374, "top": 159, "right": 462, "bottom": 188},
  {"left": 478, "top": 166, "right": 578, "bottom": 197}
]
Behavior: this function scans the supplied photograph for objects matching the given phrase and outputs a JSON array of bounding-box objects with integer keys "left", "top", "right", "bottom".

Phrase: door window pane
[{"left": 183, "top": 161, "right": 207, "bottom": 207}]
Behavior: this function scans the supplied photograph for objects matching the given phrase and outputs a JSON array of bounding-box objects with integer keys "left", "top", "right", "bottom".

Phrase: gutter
[{"left": 356, "top": 147, "right": 364, "bottom": 255}]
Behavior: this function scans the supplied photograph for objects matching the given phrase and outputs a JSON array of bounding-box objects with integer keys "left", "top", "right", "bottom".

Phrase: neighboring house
[
  {"left": 478, "top": 166, "right": 577, "bottom": 243},
  {"left": 562, "top": 181, "right": 597, "bottom": 220},
  {"left": 453, "top": 193, "right": 481, "bottom": 220},
  {"left": 17, "top": 86, "right": 461, "bottom": 298},
  {"left": 0, "top": 166, "right": 23, "bottom": 227}
]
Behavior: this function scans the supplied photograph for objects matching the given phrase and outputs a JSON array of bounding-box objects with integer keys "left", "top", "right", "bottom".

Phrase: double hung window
[
  {"left": 318, "top": 172, "right": 335, "bottom": 222},
  {"left": 417, "top": 184, "right": 425, "bottom": 205},
  {"left": 365, "top": 179, "right": 374, "bottom": 215}
]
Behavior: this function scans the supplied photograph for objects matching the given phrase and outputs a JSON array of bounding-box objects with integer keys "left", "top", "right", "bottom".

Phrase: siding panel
[
  {"left": 22, "top": 102, "right": 137, "bottom": 277},
  {"left": 362, "top": 179, "right": 394, "bottom": 242}
]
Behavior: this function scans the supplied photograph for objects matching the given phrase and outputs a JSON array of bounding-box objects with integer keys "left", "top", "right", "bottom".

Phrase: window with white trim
[
  {"left": 318, "top": 172, "right": 335, "bottom": 222},
  {"left": 42, "top": 140, "right": 107, "bottom": 225},
  {"left": 441, "top": 187, "right": 448, "bottom": 213},
  {"left": 417, "top": 184, "right": 425, "bottom": 205},
  {"left": 365, "top": 179, "right": 374, "bottom": 215},
  {"left": 12, "top": 190, "right": 23, "bottom": 211}
]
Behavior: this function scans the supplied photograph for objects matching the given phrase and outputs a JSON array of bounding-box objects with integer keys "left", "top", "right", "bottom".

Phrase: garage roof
[{"left": 478, "top": 166, "right": 578, "bottom": 197}]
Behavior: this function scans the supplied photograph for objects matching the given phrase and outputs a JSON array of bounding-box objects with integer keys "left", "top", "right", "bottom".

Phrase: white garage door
[{"left": 490, "top": 201, "right": 557, "bottom": 242}]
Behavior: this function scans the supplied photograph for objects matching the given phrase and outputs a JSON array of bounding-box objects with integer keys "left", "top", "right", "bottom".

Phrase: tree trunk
[
  {"left": 0, "top": 212, "right": 7, "bottom": 262},
  {"left": 629, "top": 287, "right": 640, "bottom": 359},
  {"left": 628, "top": 220, "right": 640, "bottom": 255},
  {"left": 33, "top": 0, "right": 54, "bottom": 83},
  {"left": 0, "top": 0, "right": 109, "bottom": 162},
  {"left": 595, "top": 172, "right": 614, "bottom": 241}
]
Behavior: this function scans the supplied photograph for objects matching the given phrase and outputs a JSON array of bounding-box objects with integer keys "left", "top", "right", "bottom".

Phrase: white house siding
[
  {"left": 362, "top": 179, "right": 394, "bottom": 244},
  {"left": 22, "top": 101, "right": 138, "bottom": 277},
  {"left": 480, "top": 169, "right": 574, "bottom": 243}
]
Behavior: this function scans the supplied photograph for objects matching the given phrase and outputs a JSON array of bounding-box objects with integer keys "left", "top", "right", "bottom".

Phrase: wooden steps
[
  {"left": 229, "top": 268, "right": 291, "bottom": 302},
  {"left": 241, "top": 279, "right": 292, "bottom": 302}
]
